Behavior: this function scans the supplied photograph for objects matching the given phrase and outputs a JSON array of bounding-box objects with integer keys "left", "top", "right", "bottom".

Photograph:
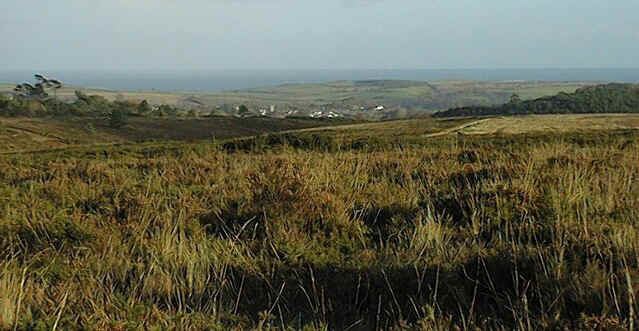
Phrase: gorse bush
[
  {"left": 0, "top": 129, "right": 638, "bottom": 329},
  {"left": 108, "top": 106, "right": 129, "bottom": 128}
]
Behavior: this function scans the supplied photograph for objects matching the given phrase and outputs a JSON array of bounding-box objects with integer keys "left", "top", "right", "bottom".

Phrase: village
[{"left": 226, "top": 103, "right": 389, "bottom": 119}]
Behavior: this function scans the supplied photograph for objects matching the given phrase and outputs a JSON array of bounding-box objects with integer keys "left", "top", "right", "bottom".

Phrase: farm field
[
  {"left": 0, "top": 80, "right": 592, "bottom": 112},
  {"left": 1, "top": 114, "right": 638, "bottom": 329},
  {"left": 192, "top": 80, "right": 592, "bottom": 111}
]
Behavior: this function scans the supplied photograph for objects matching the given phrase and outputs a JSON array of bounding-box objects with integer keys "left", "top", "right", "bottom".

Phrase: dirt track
[
  {"left": 3, "top": 114, "right": 639, "bottom": 155},
  {"left": 423, "top": 119, "right": 492, "bottom": 137}
]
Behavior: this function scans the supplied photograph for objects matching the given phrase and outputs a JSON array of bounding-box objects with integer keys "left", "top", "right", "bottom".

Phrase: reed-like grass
[{"left": 0, "top": 127, "right": 637, "bottom": 329}]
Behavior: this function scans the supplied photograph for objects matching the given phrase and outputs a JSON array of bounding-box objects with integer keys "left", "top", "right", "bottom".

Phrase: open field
[
  {"left": 2, "top": 113, "right": 638, "bottom": 154},
  {"left": 1, "top": 80, "right": 593, "bottom": 112},
  {"left": 206, "top": 80, "right": 591, "bottom": 108},
  {"left": 1, "top": 114, "right": 638, "bottom": 329},
  {"left": 0, "top": 117, "right": 122, "bottom": 152},
  {"left": 231, "top": 114, "right": 639, "bottom": 146},
  {"left": 459, "top": 114, "right": 639, "bottom": 135},
  {"left": 0, "top": 116, "right": 352, "bottom": 154}
]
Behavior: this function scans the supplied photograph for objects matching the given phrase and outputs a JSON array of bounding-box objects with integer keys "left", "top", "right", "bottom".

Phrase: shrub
[{"left": 108, "top": 106, "right": 128, "bottom": 128}]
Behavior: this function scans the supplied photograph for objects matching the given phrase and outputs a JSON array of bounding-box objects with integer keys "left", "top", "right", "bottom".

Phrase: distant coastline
[{"left": 1, "top": 68, "right": 638, "bottom": 92}]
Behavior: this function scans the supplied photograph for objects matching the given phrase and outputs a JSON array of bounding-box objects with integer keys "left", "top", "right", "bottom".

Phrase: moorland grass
[
  {"left": 0, "top": 127, "right": 638, "bottom": 330},
  {"left": 0, "top": 116, "right": 355, "bottom": 154}
]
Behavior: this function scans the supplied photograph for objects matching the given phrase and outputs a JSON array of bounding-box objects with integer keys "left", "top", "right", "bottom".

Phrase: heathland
[
  {"left": 435, "top": 83, "right": 639, "bottom": 117},
  {"left": 2, "top": 76, "right": 639, "bottom": 329},
  {"left": 0, "top": 116, "right": 348, "bottom": 154},
  {"left": 1, "top": 111, "right": 638, "bottom": 329}
]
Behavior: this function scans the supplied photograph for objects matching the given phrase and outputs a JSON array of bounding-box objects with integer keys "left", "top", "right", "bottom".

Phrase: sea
[{"left": 1, "top": 68, "right": 639, "bottom": 92}]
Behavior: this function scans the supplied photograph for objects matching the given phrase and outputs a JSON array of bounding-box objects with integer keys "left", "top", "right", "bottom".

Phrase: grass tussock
[{"left": 0, "top": 126, "right": 638, "bottom": 329}]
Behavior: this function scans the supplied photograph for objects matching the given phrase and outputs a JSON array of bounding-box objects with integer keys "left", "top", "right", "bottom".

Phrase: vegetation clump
[
  {"left": 107, "top": 105, "right": 129, "bottom": 128},
  {"left": 0, "top": 75, "right": 188, "bottom": 128},
  {"left": 0, "top": 89, "right": 147, "bottom": 119}
]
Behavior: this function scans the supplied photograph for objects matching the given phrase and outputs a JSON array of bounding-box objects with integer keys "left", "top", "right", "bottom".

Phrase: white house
[{"left": 310, "top": 111, "right": 342, "bottom": 119}]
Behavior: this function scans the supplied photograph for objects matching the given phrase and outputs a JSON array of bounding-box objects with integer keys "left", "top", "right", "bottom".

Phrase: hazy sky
[{"left": 1, "top": 0, "right": 638, "bottom": 70}]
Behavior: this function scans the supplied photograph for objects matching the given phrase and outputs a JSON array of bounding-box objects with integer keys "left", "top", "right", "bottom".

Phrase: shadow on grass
[{"left": 226, "top": 250, "right": 600, "bottom": 330}]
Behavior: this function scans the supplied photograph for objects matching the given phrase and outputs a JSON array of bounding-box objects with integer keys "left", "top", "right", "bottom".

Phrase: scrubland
[
  {"left": 0, "top": 117, "right": 638, "bottom": 330},
  {"left": 0, "top": 116, "right": 346, "bottom": 154}
]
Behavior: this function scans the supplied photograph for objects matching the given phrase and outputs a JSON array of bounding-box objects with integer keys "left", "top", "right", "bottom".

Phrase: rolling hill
[
  {"left": 0, "top": 116, "right": 353, "bottom": 154},
  {"left": 1, "top": 80, "right": 592, "bottom": 116},
  {"left": 1, "top": 114, "right": 638, "bottom": 329}
]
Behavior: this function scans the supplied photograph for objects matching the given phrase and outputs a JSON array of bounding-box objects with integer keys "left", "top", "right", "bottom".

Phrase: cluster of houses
[
  {"left": 309, "top": 111, "right": 342, "bottom": 119},
  {"left": 258, "top": 105, "right": 277, "bottom": 116},
  {"left": 359, "top": 105, "right": 385, "bottom": 112},
  {"left": 307, "top": 104, "right": 386, "bottom": 119},
  {"left": 216, "top": 103, "right": 388, "bottom": 119}
]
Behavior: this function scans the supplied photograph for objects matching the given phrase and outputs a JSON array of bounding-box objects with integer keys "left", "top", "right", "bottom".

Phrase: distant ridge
[
  {"left": 434, "top": 83, "right": 639, "bottom": 117},
  {"left": 2, "top": 69, "right": 638, "bottom": 92}
]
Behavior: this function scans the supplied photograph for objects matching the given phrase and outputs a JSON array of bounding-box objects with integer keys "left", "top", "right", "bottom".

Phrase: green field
[
  {"left": 1, "top": 114, "right": 638, "bottom": 329},
  {"left": 1, "top": 80, "right": 593, "bottom": 114},
  {"left": 208, "top": 80, "right": 591, "bottom": 109}
]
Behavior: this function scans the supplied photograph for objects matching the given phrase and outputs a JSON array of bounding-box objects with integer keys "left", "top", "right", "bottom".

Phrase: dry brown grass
[
  {"left": 0, "top": 116, "right": 350, "bottom": 154},
  {"left": 0, "top": 118, "right": 638, "bottom": 329},
  {"left": 456, "top": 114, "right": 639, "bottom": 135}
]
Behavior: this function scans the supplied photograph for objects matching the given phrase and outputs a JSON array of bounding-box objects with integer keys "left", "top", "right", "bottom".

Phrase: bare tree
[{"left": 13, "top": 74, "right": 63, "bottom": 101}]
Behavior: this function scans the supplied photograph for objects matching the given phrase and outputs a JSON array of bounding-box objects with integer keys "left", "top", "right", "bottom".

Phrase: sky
[{"left": 1, "top": 0, "right": 638, "bottom": 71}]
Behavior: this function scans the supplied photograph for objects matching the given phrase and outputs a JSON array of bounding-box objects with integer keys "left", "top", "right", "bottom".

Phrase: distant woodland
[{"left": 434, "top": 84, "right": 639, "bottom": 117}]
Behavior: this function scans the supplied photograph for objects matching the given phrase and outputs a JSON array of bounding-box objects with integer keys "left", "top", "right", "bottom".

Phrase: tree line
[
  {"left": 433, "top": 83, "right": 639, "bottom": 117},
  {"left": 0, "top": 74, "right": 187, "bottom": 127}
]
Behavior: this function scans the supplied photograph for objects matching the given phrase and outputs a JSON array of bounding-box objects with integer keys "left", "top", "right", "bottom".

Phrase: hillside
[
  {"left": 3, "top": 114, "right": 638, "bottom": 155},
  {"left": 1, "top": 80, "right": 591, "bottom": 118},
  {"left": 196, "top": 80, "right": 590, "bottom": 111},
  {"left": 1, "top": 115, "right": 638, "bottom": 329},
  {"left": 434, "top": 83, "right": 639, "bottom": 117},
  {"left": 0, "top": 116, "right": 352, "bottom": 154}
]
